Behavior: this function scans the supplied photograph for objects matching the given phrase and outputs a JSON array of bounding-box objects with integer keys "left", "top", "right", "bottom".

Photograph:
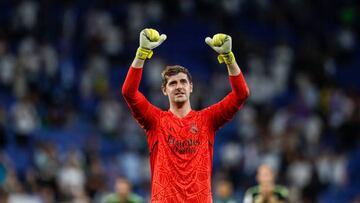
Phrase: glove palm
[
  {"left": 140, "top": 28, "right": 167, "bottom": 50},
  {"left": 137, "top": 28, "right": 167, "bottom": 60},
  {"left": 205, "top": 34, "right": 232, "bottom": 54},
  {"left": 205, "top": 34, "right": 235, "bottom": 65}
]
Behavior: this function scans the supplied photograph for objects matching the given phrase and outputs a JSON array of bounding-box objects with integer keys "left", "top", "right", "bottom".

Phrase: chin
[{"left": 174, "top": 98, "right": 187, "bottom": 103}]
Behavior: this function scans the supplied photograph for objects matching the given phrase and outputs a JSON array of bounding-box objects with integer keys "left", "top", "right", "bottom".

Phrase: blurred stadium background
[{"left": 0, "top": 0, "right": 359, "bottom": 202}]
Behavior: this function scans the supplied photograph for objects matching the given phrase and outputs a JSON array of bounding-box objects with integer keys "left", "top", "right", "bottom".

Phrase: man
[
  {"left": 103, "top": 177, "right": 143, "bottom": 203},
  {"left": 122, "top": 28, "right": 249, "bottom": 202},
  {"left": 243, "top": 164, "right": 289, "bottom": 203},
  {"left": 214, "top": 179, "right": 237, "bottom": 203}
]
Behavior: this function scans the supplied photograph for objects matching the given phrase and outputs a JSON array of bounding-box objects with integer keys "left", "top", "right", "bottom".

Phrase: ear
[{"left": 161, "top": 86, "right": 167, "bottom": 96}]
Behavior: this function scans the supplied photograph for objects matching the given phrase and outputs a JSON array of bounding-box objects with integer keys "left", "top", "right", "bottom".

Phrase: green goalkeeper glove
[
  {"left": 136, "top": 28, "right": 167, "bottom": 60},
  {"left": 205, "top": 33, "right": 235, "bottom": 65}
]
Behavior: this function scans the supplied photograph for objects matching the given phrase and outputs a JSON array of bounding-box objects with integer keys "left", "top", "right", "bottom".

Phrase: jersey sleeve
[
  {"left": 122, "top": 67, "right": 160, "bottom": 131},
  {"left": 205, "top": 72, "right": 249, "bottom": 132}
]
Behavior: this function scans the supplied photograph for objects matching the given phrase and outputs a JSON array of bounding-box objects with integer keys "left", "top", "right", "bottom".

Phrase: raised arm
[
  {"left": 204, "top": 34, "right": 250, "bottom": 131},
  {"left": 122, "top": 28, "right": 166, "bottom": 130}
]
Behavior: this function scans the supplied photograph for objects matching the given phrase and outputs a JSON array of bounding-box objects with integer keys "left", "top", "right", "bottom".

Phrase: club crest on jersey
[{"left": 190, "top": 123, "right": 198, "bottom": 134}]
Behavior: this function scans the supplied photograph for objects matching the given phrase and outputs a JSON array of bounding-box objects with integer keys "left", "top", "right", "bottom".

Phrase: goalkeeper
[{"left": 122, "top": 28, "right": 249, "bottom": 202}]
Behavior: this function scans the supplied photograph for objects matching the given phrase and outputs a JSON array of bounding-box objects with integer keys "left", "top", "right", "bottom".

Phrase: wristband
[
  {"left": 217, "top": 51, "right": 235, "bottom": 65},
  {"left": 136, "top": 47, "right": 153, "bottom": 60}
]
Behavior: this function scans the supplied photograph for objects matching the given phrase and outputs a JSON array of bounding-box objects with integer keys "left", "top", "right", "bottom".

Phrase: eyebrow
[{"left": 168, "top": 78, "right": 188, "bottom": 83}]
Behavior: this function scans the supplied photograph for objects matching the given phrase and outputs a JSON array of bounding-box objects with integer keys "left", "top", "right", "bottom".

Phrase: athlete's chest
[
  {"left": 153, "top": 112, "right": 211, "bottom": 155},
  {"left": 157, "top": 111, "right": 208, "bottom": 137}
]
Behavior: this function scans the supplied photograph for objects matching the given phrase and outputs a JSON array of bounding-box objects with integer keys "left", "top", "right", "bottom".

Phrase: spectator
[
  {"left": 97, "top": 94, "right": 122, "bottom": 137},
  {"left": 214, "top": 179, "right": 237, "bottom": 203},
  {"left": 57, "top": 150, "right": 86, "bottom": 201},
  {"left": 10, "top": 95, "right": 39, "bottom": 146},
  {"left": 243, "top": 164, "right": 289, "bottom": 203},
  {"left": 102, "top": 177, "right": 143, "bottom": 203}
]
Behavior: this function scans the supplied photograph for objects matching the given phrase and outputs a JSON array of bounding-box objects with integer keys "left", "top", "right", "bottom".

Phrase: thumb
[
  {"left": 205, "top": 37, "right": 213, "bottom": 47},
  {"left": 148, "top": 34, "right": 167, "bottom": 49},
  {"left": 159, "top": 34, "right": 167, "bottom": 43},
  {"left": 205, "top": 37, "right": 222, "bottom": 53}
]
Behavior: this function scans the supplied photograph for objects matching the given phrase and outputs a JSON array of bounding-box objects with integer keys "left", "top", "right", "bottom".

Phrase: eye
[
  {"left": 180, "top": 79, "right": 188, "bottom": 84},
  {"left": 168, "top": 81, "right": 176, "bottom": 86}
]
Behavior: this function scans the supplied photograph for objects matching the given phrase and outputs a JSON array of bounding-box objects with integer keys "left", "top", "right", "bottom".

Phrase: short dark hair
[{"left": 161, "top": 65, "right": 192, "bottom": 87}]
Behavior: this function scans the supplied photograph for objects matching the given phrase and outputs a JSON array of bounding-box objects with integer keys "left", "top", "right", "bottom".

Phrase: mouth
[{"left": 175, "top": 92, "right": 185, "bottom": 96}]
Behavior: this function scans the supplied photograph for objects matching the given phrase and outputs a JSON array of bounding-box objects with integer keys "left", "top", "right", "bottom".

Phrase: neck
[{"left": 169, "top": 101, "right": 192, "bottom": 118}]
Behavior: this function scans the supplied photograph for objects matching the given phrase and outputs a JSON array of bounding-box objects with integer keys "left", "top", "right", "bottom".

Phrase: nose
[{"left": 175, "top": 82, "right": 184, "bottom": 89}]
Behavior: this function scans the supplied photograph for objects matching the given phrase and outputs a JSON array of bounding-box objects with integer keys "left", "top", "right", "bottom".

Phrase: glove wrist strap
[
  {"left": 136, "top": 47, "right": 153, "bottom": 60},
  {"left": 217, "top": 51, "right": 235, "bottom": 65}
]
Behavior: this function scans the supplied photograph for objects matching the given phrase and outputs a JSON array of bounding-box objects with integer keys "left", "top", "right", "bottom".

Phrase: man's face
[
  {"left": 116, "top": 178, "right": 130, "bottom": 197},
  {"left": 257, "top": 165, "right": 275, "bottom": 197},
  {"left": 162, "top": 72, "right": 193, "bottom": 104}
]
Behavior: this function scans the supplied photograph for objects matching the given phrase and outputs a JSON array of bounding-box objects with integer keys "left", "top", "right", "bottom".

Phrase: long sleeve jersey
[{"left": 122, "top": 67, "right": 249, "bottom": 203}]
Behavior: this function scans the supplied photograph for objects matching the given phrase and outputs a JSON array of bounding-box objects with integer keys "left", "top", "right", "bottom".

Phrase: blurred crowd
[{"left": 0, "top": 0, "right": 359, "bottom": 203}]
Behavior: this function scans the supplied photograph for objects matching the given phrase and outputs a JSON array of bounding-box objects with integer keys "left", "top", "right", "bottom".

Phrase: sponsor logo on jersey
[{"left": 167, "top": 135, "right": 200, "bottom": 154}]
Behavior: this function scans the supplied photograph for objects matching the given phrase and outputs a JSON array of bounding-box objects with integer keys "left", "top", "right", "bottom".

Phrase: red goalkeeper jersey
[{"left": 122, "top": 67, "right": 249, "bottom": 203}]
